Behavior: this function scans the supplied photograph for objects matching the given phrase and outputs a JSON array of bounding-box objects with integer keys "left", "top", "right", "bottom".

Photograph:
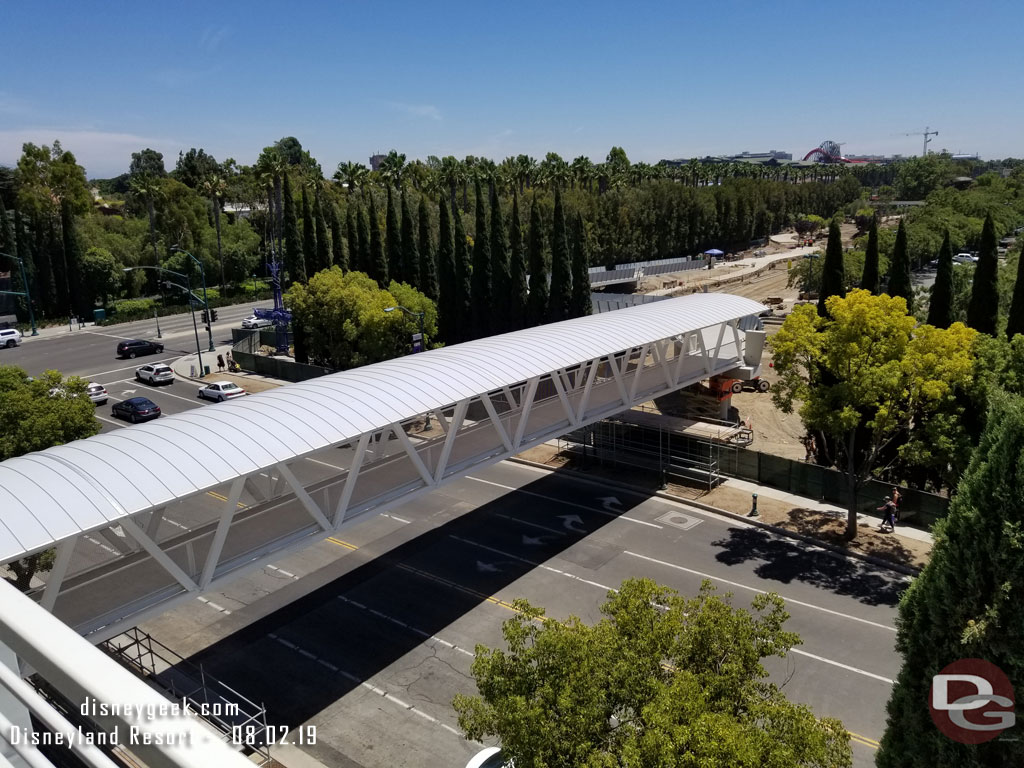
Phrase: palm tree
[
  {"left": 200, "top": 174, "right": 228, "bottom": 286},
  {"left": 129, "top": 173, "right": 162, "bottom": 266},
  {"left": 333, "top": 161, "right": 369, "bottom": 194},
  {"left": 461, "top": 156, "right": 477, "bottom": 211},
  {"left": 378, "top": 150, "right": 407, "bottom": 188},
  {"left": 570, "top": 156, "right": 593, "bottom": 191},
  {"left": 439, "top": 156, "right": 461, "bottom": 210},
  {"left": 515, "top": 155, "right": 537, "bottom": 194}
]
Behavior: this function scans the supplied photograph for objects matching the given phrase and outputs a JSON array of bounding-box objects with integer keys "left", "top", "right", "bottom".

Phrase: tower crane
[{"left": 905, "top": 127, "right": 939, "bottom": 156}]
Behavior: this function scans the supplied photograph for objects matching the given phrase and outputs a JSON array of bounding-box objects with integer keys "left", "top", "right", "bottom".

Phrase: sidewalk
[{"left": 170, "top": 344, "right": 288, "bottom": 393}]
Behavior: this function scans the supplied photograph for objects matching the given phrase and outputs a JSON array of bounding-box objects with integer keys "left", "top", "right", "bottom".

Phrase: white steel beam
[
  {"left": 391, "top": 422, "right": 435, "bottom": 486},
  {"left": 334, "top": 432, "right": 371, "bottom": 526},
  {"left": 629, "top": 343, "right": 651, "bottom": 402},
  {"left": 653, "top": 340, "right": 675, "bottom": 389},
  {"left": 118, "top": 518, "right": 197, "bottom": 592},
  {"left": 608, "top": 353, "right": 631, "bottom": 406},
  {"left": 576, "top": 359, "right": 600, "bottom": 423},
  {"left": 39, "top": 538, "right": 76, "bottom": 612},
  {"left": 512, "top": 377, "right": 540, "bottom": 450},
  {"left": 696, "top": 332, "right": 712, "bottom": 375},
  {"left": 713, "top": 321, "right": 727, "bottom": 362},
  {"left": 276, "top": 462, "right": 331, "bottom": 531},
  {"left": 433, "top": 399, "right": 469, "bottom": 483},
  {"left": 550, "top": 370, "right": 578, "bottom": 426},
  {"left": 481, "top": 392, "right": 514, "bottom": 452},
  {"left": 199, "top": 477, "right": 245, "bottom": 589},
  {"left": 432, "top": 408, "right": 449, "bottom": 433}
]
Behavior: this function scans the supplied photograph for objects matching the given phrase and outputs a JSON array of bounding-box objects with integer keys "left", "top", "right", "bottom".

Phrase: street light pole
[
  {"left": 124, "top": 266, "right": 204, "bottom": 376},
  {"left": 171, "top": 246, "right": 214, "bottom": 352},
  {"left": 0, "top": 250, "right": 38, "bottom": 336}
]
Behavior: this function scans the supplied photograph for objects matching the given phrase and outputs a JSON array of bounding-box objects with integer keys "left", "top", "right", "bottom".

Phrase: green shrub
[{"left": 109, "top": 298, "right": 155, "bottom": 316}]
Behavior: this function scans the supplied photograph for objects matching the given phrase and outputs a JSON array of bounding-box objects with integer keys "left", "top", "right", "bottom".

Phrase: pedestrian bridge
[{"left": 0, "top": 293, "right": 767, "bottom": 643}]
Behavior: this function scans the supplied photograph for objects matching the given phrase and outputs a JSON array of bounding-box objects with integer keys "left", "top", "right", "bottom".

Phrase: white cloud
[
  {"left": 0, "top": 129, "right": 180, "bottom": 178},
  {"left": 387, "top": 102, "right": 442, "bottom": 121}
]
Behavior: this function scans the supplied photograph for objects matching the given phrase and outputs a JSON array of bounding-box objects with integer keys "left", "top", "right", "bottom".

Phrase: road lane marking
[
  {"left": 305, "top": 457, "right": 347, "bottom": 471},
  {"left": 449, "top": 535, "right": 615, "bottom": 592},
  {"left": 196, "top": 596, "right": 232, "bottom": 615},
  {"left": 336, "top": 594, "right": 474, "bottom": 657},
  {"left": 623, "top": 551, "right": 896, "bottom": 632},
  {"left": 849, "top": 733, "right": 880, "bottom": 749},
  {"left": 381, "top": 513, "right": 411, "bottom": 524},
  {"left": 207, "top": 490, "right": 247, "bottom": 509},
  {"left": 466, "top": 476, "right": 662, "bottom": 528},
  {"left": 327, "top": 537, "right": 358, "bottom": 550},
  {"left": 266, "top": 564, "right": 299, "bottom": 579},
  {"left": 102, "top": 376, "right": 209, "bottom": 405},
  {"left": 79, "top": 356, "right": 183, "bottom": 379},
  {"left": 95, "top": 414, "right": 124, "bottom": 427},
  {"left": 790, "top": 648, "right": 893, "bottom": 684}
]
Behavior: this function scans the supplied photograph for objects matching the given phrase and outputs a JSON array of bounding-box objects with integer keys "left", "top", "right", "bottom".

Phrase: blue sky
[{"left": 2, "top": 0, "right": 1021, "bottom": 178}]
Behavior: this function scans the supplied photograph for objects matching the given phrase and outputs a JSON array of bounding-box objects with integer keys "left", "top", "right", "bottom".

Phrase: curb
[{"left": 506, "top": 457, "right": 922, "bottom": 577}]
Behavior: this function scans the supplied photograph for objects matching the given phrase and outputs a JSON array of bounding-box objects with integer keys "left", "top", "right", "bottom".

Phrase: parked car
[
  {"left": 465, "top": 748, "right": 511, "bottom": 768},
  {"left": 197, "top": 381, "right": 247, "bottom": 402},
  {"left": 241, "top": 315, "right": 273, "bottom": 329},
  {"left": 116, "top": 339, "right": 164, "bottom": 359},
  {"left": 136, "top": 363, "right": 174, "bottom": 385},
  {"left": 86, "top": 382, "right": 108, "bottom": 405},
  {"left": 111, "top": 397, "right": 161, "bottom": 423},
  {"left": 0, "top": 328, "right": 22, "bottom": 348}
]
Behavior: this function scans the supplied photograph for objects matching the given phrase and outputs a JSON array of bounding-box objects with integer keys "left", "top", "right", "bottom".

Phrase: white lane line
[
  {"left": 467, "top": 476, "right": 662, "bottom": 529},
  {"left": 492, "top": 512, "right": 565, "bottom": 537},
  {"left": 83, "top": 534, "right": 119, "bottom": 555},
  {"left": 95, "top": 414, "right": 124, "bottom": 427},
  {"left": 336, "top": 594, "right": 474, "bottom": 657},
  {"left": 266, "top": 564, "right": 299, "bottom": 579},
  {"left": 790, "top": 648, "right": 894, "bottom": 684},
  {"left": 305, "top": 457, "right": 347, "bottom": 471},
  {"left": 102, "top": 376, "right": 209, "bottom": 405},
  {"left": 623, "top": 551, "right": 896, "bottom": 632},
  {"left": 266, "top": 633, "right": 468, "bottom": 737},
  {"left": 80, "top": 356, "right": 183, "bottom": 379},
  {"left": 381, "top": 513, "right": 411, "bottom": 524},
  {"left": 196, "top": 596, "right": 233, "bottom": 615}
]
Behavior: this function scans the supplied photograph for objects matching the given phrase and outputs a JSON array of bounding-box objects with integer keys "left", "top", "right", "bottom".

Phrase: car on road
[
  {"left": 136, "top": 363, "right": 174, "bottom": 385},
  {"left": 111, "top": 397, "right": 161, "bottom": 423},
  {"left": 241, "top": 315, "right": 273, "bottom": 329},
  {"left": 466, "top": 748, "right": 510, "bottom": 768},
  {"left": 116, "top": 339, "right": 164, "bottom": 359},
  {"left": 0, "top": 328, "right": 22, "bottom": 348},
  {"left": 86, "top": 383, "right": 108, "bottom": 405},
  {"left": 197, "top": 381, "right": 247, "bottom": 402}
]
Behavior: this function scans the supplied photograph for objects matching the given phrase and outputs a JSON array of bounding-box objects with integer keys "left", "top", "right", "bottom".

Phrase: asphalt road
[{"left": 135, "top": 462, "right": 905, "bottom": 768}]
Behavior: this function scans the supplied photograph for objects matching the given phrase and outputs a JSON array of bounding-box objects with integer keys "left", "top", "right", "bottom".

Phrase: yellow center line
[
  {"left": 322, "top": 539, "right": 881, "bottom": 751},
  {"left": 206, "top": 491, "right": 247, "bottom": 509}
]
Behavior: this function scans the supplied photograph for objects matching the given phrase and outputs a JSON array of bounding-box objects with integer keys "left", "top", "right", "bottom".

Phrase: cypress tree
[
  {"left": 490, "top": 186, "right": 511, "bottom": 333},
  {"left": 346, "top": 204, "right": 359, "bottom": 273},
  {"left": 400, "top": 191, "right": 419, "bottom": 288},
  {"left": 436, "top": 197, "right": 458, "bottom": 344},
  {"left": 418, "top": 195, "right": 438, "bottom": 302},
  {"left": 928, "top": 230, "right": 955, "bottom": 329},
  {"left": 0, "top": 196, "right": 12, "bottom": 253},
  {"left": 14, "top": 206, "right": 33, "bottom": 296},
  {"left": 357, "top": 202, "right": 371, "bottom": 275},
  {"left": 33, "top": 215, "right": 55, "bottom": 316},
  {"left": 282, "top": 173, "right": 305, "bottom": 286},
  {"left": 887, "top": 218, "right": 913, "bottom": 313},
  {"left": 570, "top": 212, "right": 592, "bottom": 318},
  {"left": 548, "top": 187, "right": 572, "bottom": 323},
  {"left": 508, "top": 190, "right": 528, "bottom": 331},
  {"left": 367, "top": 192, "right": 388, "bottom": 285},
  {"left": 470, "top": 179, "right": 492, "bottom": 338},
  {"left": 817, "top": 216, "right": 845, "bottom": 318},
  {"left": 301, "top": 184, "right": 316, "bottom": 277},
  {"left": 330, "top": 202, "right": 348, "bottom": 271},
  {"left": 526, "top": 197, "right": 549, "bottom": 326},
  {"left": 452, "top": 201, "right": 472, "bottom": 341},
  {"left": 877, "top": 391, "right": 1024, "bottom": 768},
  {"left": 966, "top": 213, "right": 999, "bottom": 336},
  {"left": 386, "top": 187, "right": 402, "bottom": 283},
  {"left": 314, "top": 187, "right": 331, "bottom": 274},
  {"left": 48, "top": 216, "right": 69, "bottom": 317},
  {"left": 60, "top": 200, "right": 85, "bottom": 316},
  {"left": 860, "top": 216, "right": 880, "bottom": 294}
]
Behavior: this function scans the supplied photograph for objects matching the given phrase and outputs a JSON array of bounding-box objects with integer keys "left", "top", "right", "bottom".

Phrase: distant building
[
  {"left": 730, "top": 149, "right": 792, "bottom": 161},
  {"left": 369, "top": 154, "right": 386, "bottom": 171},
  {"left": 845, "top": 153, "right": 905, "bottom": 164},
  {"left": 661, "top": 149, "right": 792, "bottom": 166}
]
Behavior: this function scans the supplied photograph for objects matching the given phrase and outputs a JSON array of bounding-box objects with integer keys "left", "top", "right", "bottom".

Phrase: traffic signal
[
  {"left": 201, "top": 309, "right": 209, "bottom": 323},
  {"left": 210, "top": 309, "right": 218, "bottom": 322}
]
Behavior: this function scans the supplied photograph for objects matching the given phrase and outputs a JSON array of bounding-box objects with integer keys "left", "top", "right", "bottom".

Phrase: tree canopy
[{"left": 454, "top": 578, "right": 851, "bottom": 768}]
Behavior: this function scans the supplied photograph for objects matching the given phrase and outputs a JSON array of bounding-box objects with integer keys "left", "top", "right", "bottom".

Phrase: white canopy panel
[{"left": 0, "top": 293, "right": 766, "bottom": 562}]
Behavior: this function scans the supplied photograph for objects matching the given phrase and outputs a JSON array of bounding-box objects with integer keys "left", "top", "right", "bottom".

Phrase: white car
[
  {"left": 197, "top": 381, "right": 247, "bottom": 402},
  {"left": 136, "top": 363, "right": 174, "bottom": 385},
  {"left": 0, "top": 328, "right": 22, "bottom": 348},
  {"left": 466, "top": 748, "right": 510, "bottom": 768},
  {"left": 241, "top": 315, "right": 273, "bottom": 329},
  {"left": 86, "top": 382, "right": 108, "bottom": 405}
]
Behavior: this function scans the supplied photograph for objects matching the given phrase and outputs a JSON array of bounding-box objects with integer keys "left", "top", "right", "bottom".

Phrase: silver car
[
  {"left": 86, "top": 382, "right": 109, "bottom": 405},
  {"left": 197, "top": 381, "right": 247, "bottom": 402},
  {"left": 241, "top": 315, "right": 273, "bottom": 329},
  {"left": 136, "top": 363, "right": 175, "bottom": 385}
]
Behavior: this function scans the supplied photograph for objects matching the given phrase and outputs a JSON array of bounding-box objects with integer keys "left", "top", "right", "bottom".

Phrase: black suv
[{"left": 116, "top": 339, "right": 164, "bottom": 359}]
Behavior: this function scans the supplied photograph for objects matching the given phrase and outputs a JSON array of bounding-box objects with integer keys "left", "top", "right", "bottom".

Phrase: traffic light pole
[{"left": 172, "top": 246, "right": 215, "bottom": 352}]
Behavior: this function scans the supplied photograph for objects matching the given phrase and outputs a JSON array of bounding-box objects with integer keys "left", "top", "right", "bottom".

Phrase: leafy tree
[
  {"left": 0, "top": 365, "right": 100, "bottom": 590},
  {"left": 329, "top": 201, "right": 347, "bottom": 272},
  {"left": 928, "top": 230, "right": 955, "bottom": 329},
  {"left": 489, "top": 186, "right": 511, "bottom": 333},
  {"left": 436, "top": 197, "right": 458, "bottom": 343},
  {"left": 367, "top": 192, "right": 388, "bottom": 285},
  {"left": 877, "top": 391, "right": 1024, "bottom": 768},
  {"left": 47, "top": 216, "right": 69, "bottom": 317},
  {"left": 1007, "top": 253, "right": 1024, "bottom": 340},
  {"left": 79, "top": 247, "right": 122, "bottom": 307},
  {"left": 454, "top": 578, "right": 852, "bottom": 768},
  {"left": 417, "top": 195, "right": 438, "bottom": 301},
  {"left": 771, "top": 291, "right": 976, "bottom": 538},
  {"left": 314, "top": 186, "right": 331, "bottom": 275},
  {"left": 470, "top": 179, "right": 492, "bottom": 338},
  {"left": 527, "top": 196, "right": 549, "bottom": 326},
  {"left": 387, "top": 279, "right": 438, "bottom": 352},
  {"left": 386, "top": 187, "right": 403, "bottom": 283},
  {"left": 31, "top": 214, "right": 55, "bottom": 316},
  {"left": 548, "top": 188, "right": 571, "bottom": 322},
  {"left": 301, "top": 184, "right": 316, "bottom": 277},
  {"left": 508, "top": 191, "right": 528, "bottom": 331},
  {"left": 0, "top": 196, "right": 12, "bottom": 254},
  {"left": 173, "top": 148, "right": 219, "bottom": 189},
  {"left": 400, "top": 191, "right": 419, "bottom": 288},
  {"left": 60, "top": 200, "right": 85, "bottom": 316},
  {"left": 817, "top": 217, "right": 845, "bottom": 317},
  {"left": 286, "top": 267, "right": 435, "bottom": 369},
  {"left": 128, "top": 148, "right": 166, "bottom": 178},
  {"left": 570, "top": 213, "right": 592, "bottom": 318},
  {"left": 453, "top": 201, "right": 472, "bottom": 341},
  {"left": 966, "top": 213, "right": 999, "bottom": 336},
  {"left": 860, "top": 217, "right": 880, "bottom": 294},
  {"left": 887, "top": 218, "right": 913, "bottom": 313},
  {"left": 282, "top": 173, "right": 305, "bottom": 286}
]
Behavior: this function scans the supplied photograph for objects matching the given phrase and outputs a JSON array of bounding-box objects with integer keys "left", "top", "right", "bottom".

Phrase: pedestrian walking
[
  {"left": 891, "top": 487, "right": 902, "bottom": 522},
  {"left": 876, "top": 496, "right": 897, "bottom": 532},
  {"left": 217, "top": 354, "right": 225, "bottom": 373}
]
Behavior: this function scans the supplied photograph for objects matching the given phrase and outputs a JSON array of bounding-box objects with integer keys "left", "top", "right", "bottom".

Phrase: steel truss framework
[{"left": 10, "top": 298, "right": 766, "bottom": 640}]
